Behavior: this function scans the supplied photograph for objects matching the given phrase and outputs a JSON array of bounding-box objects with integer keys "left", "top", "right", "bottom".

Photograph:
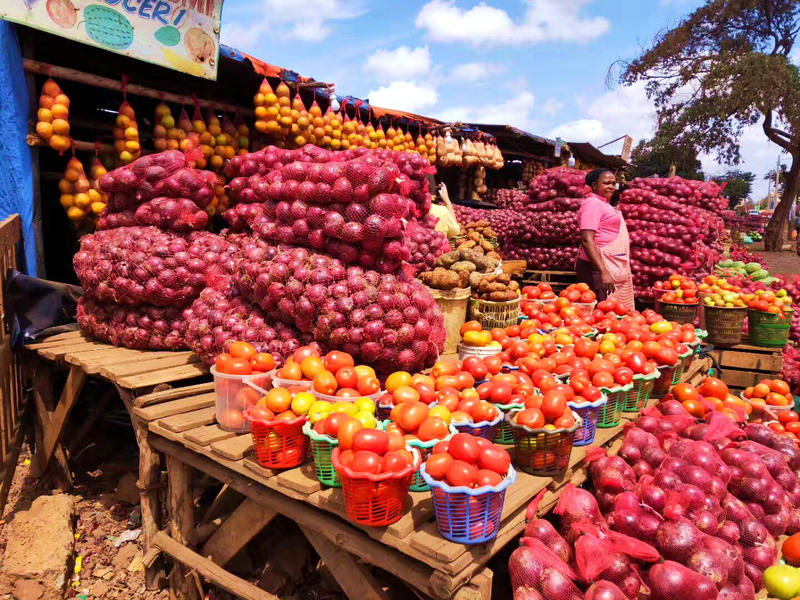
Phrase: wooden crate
[{"left": 706, "top": 340, "right": 783, "bottom": 393}]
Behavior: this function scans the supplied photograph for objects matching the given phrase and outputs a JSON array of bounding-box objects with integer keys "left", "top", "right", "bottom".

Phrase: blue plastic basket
[
  {"left": 567, "top": 396, "right": 607, "bottom": 446},
  {"left": 420, "top": 463, "right": 516, "bottom": 544},
  {"left": 453, "top": 411, "right": 504, "bottom": 440}
]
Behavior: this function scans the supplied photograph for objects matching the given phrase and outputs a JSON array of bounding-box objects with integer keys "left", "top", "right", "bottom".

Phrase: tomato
[
  {"left": 226, "top": 357, "right": 253, "bottom": 375},
  {"left": 786, "top": 422, "right": 800, "bottom": 436},
  {"left": 538, "top": 375, "right": 559, "bottom": 393},
  {"left": 381, "top": 452, "right": 409, "bottom": 473},
  {"left": 386, "top": 431, "right": 405, "bottom": 452},
  {"left": 293, "top": 345, "right": 321, "bottom": 364},
  {"left": 477, "top": 446, "right": 511, "bottom": 475},
  {"left": 248, "top": 353, "right": 274, "bottom": 373},
  {"left": 592, "top": 371, "right": 615, "bottom": 389},
  {"left": 455, "top": 371, "right": 476, "bottom": 390},
  {"left": 313, "top": 370, "right": 338, "bottom": 395},
  {"left": 352, "top": 429, "right": 389, "bottom": 454},
  {"left": 436, "top": 387, "right": 460, "bottom": 411},
  {"left": 337, "top": 418, "right": 363, "bottom": 449},
  {"left": 655, "top": 348, "right": 679, "bottom": 366},
  {"left": 699, "top": 377, "right": 729, "bottom": 401},
  {"left": 475, "top": 469, "right": 503, "bottom": 487},
  {"left": 624, "top": 352, "right": 647, "bottom": 375},
  {"left": 432, "top": 360, "right": 461, "bottom": 378},
  {"left": 613, "top": 367, "right": 634, "bottom": 386},
  {"left": 783, "top": 533, "right": 800, "bottom": 567},
  {"left": 448, "top": 433, "right": 480, "bottom": 463},
  {"left": 277, "top": 360, "right": 303, "bottom": 381},
  {"left": 436, "top": 375, "right": 461, "bottom": 390},
  {"left": 235, "top": 387, "right": 261, "bottom": 410},
  {"left": 476, "top": 381, "right": 493, "bottom": 400},
  {"left": 323, "top": 350, "right": 354, "bottom": 373},
  {"left": 385, "top": 371, "right": 412, "bottom": 392},
  {"left": 515, "top": 408, "right": 545, "bottom": 429},
  {"left": 682, "top": 399, "right": 706, "bottom": 418},
  {"left": 357, "top": 376, "right": 381, "bottom": 396},
  {"left": 771, "top": 379, "right": 792, "bottom": 396},
  {"left": 413, "top": 381, "right": 437, "bottom": 405},
  {"left": 393, "top": 385, "right": 421, "bottom": 404},
  {"left": 337, "top": 449, "right": 354, "bottom": 466},
  {"left": 541, "top": 390, "right": 567, "bottom": 421},
  {"left": 426, "top": 453, "right": 454, "bottom": 480},
  {"left": 673, "top": 383, "right": 700, "bottom": 403},
  {"left": 551, "top": 384, "right": 575, "bottom": 402},
  {"left": 461, "top": 356, "right": 488, "bottom": 380},
  {"left": 432, "top": 440, "right": 450, "bottom": 454},
  {"left": 554, "top": 411, "right": 575, "bottom": 429},
  {"left": 445, "top": 460, "right": 478, "bottom": 487},
  {"left": 769, "top": 422, "right": 786, "bottom": 433},
  {"left": 483, "top": 355, "right": 503, "bottom": 375},
  {"left": 489, "top": 381, "right": 512, "bottom": 404},
  {"left": 474, "top": 401, "right": 499, "bottom": 423},
  {"left": 215, "top": 353, "right": 234, "bottom": 374},
  {"left": 587, "top": 358, "right": 614, "bottom": 377},
  {"left": 228, "top": 341, "right": 257, "bottom": 360},
  {"left": 335, "top": 367, "right": 358, "bottom": 390},
  {"left": 349, "top": 450, "right": 382, "bottom": 474},
  {"left": 417, "top": 416, "right": 450, "bottom": 441},
  {"left": 248, "top": 405, "right": 274, "bottom": 422},
  {"left": 460, "top": 321, "right": 482, "bottom": 336},
  {"left": 324, "top": 413, "right": 349, "bottom": 437},
  {"left": 396, "top": 401, "right": 429, "bottom": 433}
]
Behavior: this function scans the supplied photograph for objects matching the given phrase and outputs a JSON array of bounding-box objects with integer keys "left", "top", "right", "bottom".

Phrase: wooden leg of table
[
  {"left": 201, "top": 498, "right": 276, "bottom": 566},
  {"left": 299, "top": 525, "right": 389, "bottom": 600},
  {"left": 166, "top": 455, "right": 199, "bottom": 600},
  {"left": 37, "top": 365, "right": 85, "bottom": 475},
  {"left": 30, "top": 366, "right": 73, "bottom": 489},
  {"left": 453, "top": 567, "right": 493, "bottom": 600}
]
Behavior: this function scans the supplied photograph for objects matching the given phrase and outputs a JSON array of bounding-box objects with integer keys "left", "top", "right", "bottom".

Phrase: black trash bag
[{"left": 4, "top": 269, "right": 83, "bottom": 350}]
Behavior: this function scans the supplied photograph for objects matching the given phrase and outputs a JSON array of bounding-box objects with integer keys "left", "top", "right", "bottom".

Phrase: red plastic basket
[
  {"left": 331, "top": 447, "right": 420, "bottom": 527},
  {"left": 507, "top": 409, "right": 580, "bottom": 476},
  {"left": 245, "top": 409, "right": 309, "bottom": 469}
]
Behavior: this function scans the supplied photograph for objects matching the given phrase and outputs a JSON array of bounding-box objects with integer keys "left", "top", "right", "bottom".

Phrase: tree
[
  {"left": 618, "top": 0, "right": 800, "bottom": 250},
  {"left": 629, "top": 138, "right": 705, "bottom": 180},
  {"left": 718, "top": 170, "right": 755, "bottom": 209}
]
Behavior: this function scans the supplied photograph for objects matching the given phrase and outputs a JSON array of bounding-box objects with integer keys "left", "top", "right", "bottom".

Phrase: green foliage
[
  {"left": 629, "top": 138, "right": 705, "bottom": 180},
  {"left": 718, "top": 169, "right": 755, "bottom": 209}
]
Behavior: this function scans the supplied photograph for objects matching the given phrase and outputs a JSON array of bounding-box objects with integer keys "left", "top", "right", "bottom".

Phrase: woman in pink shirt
[{"left": 576, "top": 169, "right": 635, "bottom": 310}]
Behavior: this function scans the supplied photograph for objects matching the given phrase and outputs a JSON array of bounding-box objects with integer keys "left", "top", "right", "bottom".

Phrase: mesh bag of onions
[
  {"left": 74, "top": 227, "right": 235, "bottom": 308},
  {"left": 400, "top": 214, "right": 450, "bottom": 276},
  {"left": 183, "top": 283, "right": 320, "bottom": 367},
  {"left": 77, "top": 297, "right": 186, "bottom": 350},
  {"left": 234, "top": 242, "right": 445, "bottom": 374}
]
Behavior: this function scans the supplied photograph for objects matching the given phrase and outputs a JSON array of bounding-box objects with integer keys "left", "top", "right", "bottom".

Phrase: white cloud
[
  {"left": 363, "top": 46, "right": 432, "bottom": 83},
  {"left": 450, "top": 62, "right": 504, "bottom": 82},
  {"left": 549, "top": 82, "right": 656, "bottom": 149},
  {"left": 415, "top": 0, "right": 610, "bottom": 46},
  {"left": 368, "top": 81, "right": 439, "bottom": 113},
  {"left": 540, "top": 98, "right": 564, "bottom": 116},
  {"left": 436, "top": 91, "right": 537, "bottom": 130},
  {"left": 220, "top": 0, "right": 366, "bottom": 44}
]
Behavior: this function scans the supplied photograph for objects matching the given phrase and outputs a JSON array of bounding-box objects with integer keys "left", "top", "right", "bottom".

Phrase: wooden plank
[
  {"left": 709, "top": 348, "right": 782, "bottom": 372},
  {"left": 38, "top": 341, "right": 108, "bottom": 361},
  {"left": 454, "top": 567, "right": 493, "bottom": 600},
  {"left": 211, "top": 434, "right": 253, "bottom": 461},
  {"left": 201, "top": 498, "right": 276, "bottom": 565},
  {"left": 39, "top": 365, "right": 86, "bottom": 473},
  {"left": 115, "top": 363, "right": 208, "bottom": 389},
  {"left": 184, "top": 425, "right": 236, "bottom": 447},
  {"left": 26, "top": 331, "right": 86, "bottom": 348},
  {"left": 148, "top": 436, "right": 437, "bottom": 598},
  {"left": 717, "top": 369, "right": 765, "bottom": 390},
  {"left": 159, "top": 407, "right": 217, "bottom": 433},
  {"left": 153, "top": 532, "right": 278, "bottom": 600},
  {"left": 274, "top": 464, "right": 322, "bottom": 496},
  {"left": 101, "top": 353, "right": 201, "bottom": 379},
  {"left": 166, "top": 455, "right": 199, "bottom": 600},
  {"left": 136, "top": 382, "right": 215, "bottom": 408},
  {"left": 299, "top": 525, "right": 390, "bottom": 600},
  {"left": 133, "top": 393, "right": 216, "bottom": 422}
]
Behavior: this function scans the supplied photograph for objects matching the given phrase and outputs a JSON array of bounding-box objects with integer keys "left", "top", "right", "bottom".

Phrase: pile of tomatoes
[
  {"left": 423, "top": 433, "right": 511, "bottom": 488},
  {"left": 745, "top": 289, "right": 793, "bottom": 315},
  {"left": 522, "top": 283, "right": 557, "bottom": 301},
  {"left": 274, "top": 346, "right": 382, "bottom": 398},
  {"left": 334, "top": 428, "right": 417, "bottom": 476},
  {"left": 215, "top": 341, "right": 276, "bottom": 376},
  {"left": 559, "top": 283, "right": 597, "bottom": 304},
  {"left": 742, "top": 378, "right": 795, "bottom": 409},
  {"left": 670, "top": 377, "right": 751, "bottom": 422}
]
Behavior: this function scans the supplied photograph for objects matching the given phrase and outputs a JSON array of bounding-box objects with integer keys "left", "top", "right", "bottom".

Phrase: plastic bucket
[
  {"left": 457, "top": 343, "right": 502, "bottom": 361},
  {"left": 507, "top": 410, "right": 580, "bottom": 476},
  {"left": 429, "top": 287, "right": 471, "bottom": 355},
  {"left": 211, "top": 366, "right": 273, "bottom": 433}
]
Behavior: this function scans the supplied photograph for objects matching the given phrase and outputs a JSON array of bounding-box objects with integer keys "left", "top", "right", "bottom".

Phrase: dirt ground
[{"left": 749, "top": 242, "right": 800, "bottom": 276}]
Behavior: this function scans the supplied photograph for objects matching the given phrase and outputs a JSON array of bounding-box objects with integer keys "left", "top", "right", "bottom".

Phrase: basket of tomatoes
[
  {"left": 212, "top": 342, "right": 277, "bottom": 433},
  {"left": 746, "top": 290, "right": 794, "bottom": 348},
  {"left": 245, "top": 388, "right": 310, "bottom": 469},
  {"left": 507, "top": 402, "right": 581, "bottom": 476},
  {"left": 622, "top": 370, "right": 659, "bottom": 413},
  {"left": 670, "top": 345, "right": 695, "bottom": 387},
  {"left": 332, "top": 443, "right": 420, "bottom": 527},
  {"left": 420, "top": 434, "right": 516, "bottom": 544},
  {"left": 741, "top": 378, "right": 795, "bottom": 415},
  {"left": 567, "top": 396, "right": 607, "bottom": 446},
  {"left": 492, "top": 401, "right": 526, "bottom": 444}
]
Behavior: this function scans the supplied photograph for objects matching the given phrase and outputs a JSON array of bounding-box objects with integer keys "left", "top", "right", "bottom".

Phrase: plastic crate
[
  {"left": 596, "top": 382, "right": 634, "bottom": 428},
  {"left": 622, "top": 371, "right": 659, "bottom": 413},
  {"left": 245, "top": 409, "right": 308, "bottom": 469},
  {"left": 420, "top": 463, "right": 516, "bottom": 544},
  {"left": 507, "top": 409, "right": 580, "bottom": 476},
  {"left": 748, "top": 309, "right": 792, "bottom": 348},
  {"left": 492, "top": 402, "right": 525, "bottom": 445},
  {"left": 302, "top": 421, "right": 340, "bottom": 487},
  {"left": 453, "top": 411, "right": 504, "bottom": 440},
  {"left": 568, "top": 396, "right": 607, "bottom": 446},
  {"left": 652, "top": 363, "right": 678, "bottom": 397},
  {"left": 332, "top": 447, "right": 419, "bottom": 527}
]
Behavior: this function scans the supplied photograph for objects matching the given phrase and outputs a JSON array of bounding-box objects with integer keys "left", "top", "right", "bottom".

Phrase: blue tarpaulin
[{"left": 0, "top": 21, "right": 38, "bottom": 276}]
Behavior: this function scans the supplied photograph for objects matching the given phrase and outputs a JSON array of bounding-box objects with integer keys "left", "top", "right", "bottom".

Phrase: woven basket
[
  {"left": 656, "top": 301, "right": 699, "bottom": 325},
  {"left": 468, "top": 297, "right": 520, "bottom": 329},
  {"left": 703, "top": 305, "right": 746, "bottom": 347}
]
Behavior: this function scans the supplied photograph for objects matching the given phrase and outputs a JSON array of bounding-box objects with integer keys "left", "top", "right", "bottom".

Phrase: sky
[{"left": 219, "top": 0, "right": 792, "bottom": 201}]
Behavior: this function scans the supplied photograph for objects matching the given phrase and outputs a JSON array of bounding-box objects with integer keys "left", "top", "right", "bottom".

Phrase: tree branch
[{"left": 762, "top": 110, "right": 794, "bottom": 150}]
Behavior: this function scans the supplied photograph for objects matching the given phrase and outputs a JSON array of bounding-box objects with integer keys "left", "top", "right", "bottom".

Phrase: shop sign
[{"left": 2, "top": 0, "right": 222, "bottom": 80}]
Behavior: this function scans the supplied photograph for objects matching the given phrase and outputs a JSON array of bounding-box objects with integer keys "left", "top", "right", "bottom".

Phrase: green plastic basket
[
  {"left": 670, "top": 347, "right": 695, "bottom": 386},
  {"left": 493, "top": 402, "right": 525, "bottom": 445},
  {"left": 747, "top": 309, "right": 792, "bottom": 348},
  {"left": 622, "top": 370, "right": 659, "bottom": 413},
  {"left": 303, "top": 421, "right": 341, "bottom": 488},
  {"left": 597, "top": 382, "right": 634, "bottom": 428},
  {"left": 381, "top": 420, "right": 457, "bottom": 492}
]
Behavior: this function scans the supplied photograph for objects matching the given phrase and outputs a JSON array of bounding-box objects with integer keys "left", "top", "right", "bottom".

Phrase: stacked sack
[{"left": 621, "top": 177, "right": 726, "bottom": 300}]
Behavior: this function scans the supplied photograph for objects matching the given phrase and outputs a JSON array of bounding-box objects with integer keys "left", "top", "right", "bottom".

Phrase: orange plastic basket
[
  {"left": 331, "top": 447, "right": 420, "bottom": 527},
  {"left": 245, "top": 409, "right": 309, "bottom": 469}
]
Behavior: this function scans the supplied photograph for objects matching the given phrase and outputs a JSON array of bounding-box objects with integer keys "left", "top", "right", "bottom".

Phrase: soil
[{"left": 748, "top": 242, "right": 800, "bottom": 276}]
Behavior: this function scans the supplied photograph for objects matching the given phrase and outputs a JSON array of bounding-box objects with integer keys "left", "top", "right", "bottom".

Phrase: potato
[
  {"left": 469, "top": 271, "right": 483, "bottom": 288},
  {"left": 458, "top": 271, "right": 471, "bottom": 288},
  {"left": 437, "top": 251, "right": 460, "bottom": 268},
  {"left": 451, "top": 260, "right": 476, "bottom": 273},
  {"left": 489, "top": 291, "right": 518, "bottom": 302}
]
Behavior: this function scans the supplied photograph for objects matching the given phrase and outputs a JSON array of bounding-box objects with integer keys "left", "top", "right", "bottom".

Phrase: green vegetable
[
  {"left": 745, "top": 262, "right": 762, "bottom": 273},
  {"left": 751, "top": 269, "right": 769, "bottom": 281}
]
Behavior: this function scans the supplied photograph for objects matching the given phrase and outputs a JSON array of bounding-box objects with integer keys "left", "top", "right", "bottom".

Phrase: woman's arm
[{"left": 580, "top": 230, "right": 615, "bottom": 294}]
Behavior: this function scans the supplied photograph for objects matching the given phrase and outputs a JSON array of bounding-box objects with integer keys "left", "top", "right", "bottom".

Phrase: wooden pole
[{"left": 23, "top": 59, "right": 253, "bottom": 116}]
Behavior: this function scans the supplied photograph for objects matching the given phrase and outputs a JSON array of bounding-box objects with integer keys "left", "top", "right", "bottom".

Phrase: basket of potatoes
[{"left": 469, "top": 273, "right": 520, "bottom": 328}]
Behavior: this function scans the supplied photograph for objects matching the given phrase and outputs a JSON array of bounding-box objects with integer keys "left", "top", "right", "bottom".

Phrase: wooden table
[
  {"left": 134, "top": 392, "right": 635, "bottom": 600},
  {"left": 22, "top": 330, "right": 210, "bottom": 587}
]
